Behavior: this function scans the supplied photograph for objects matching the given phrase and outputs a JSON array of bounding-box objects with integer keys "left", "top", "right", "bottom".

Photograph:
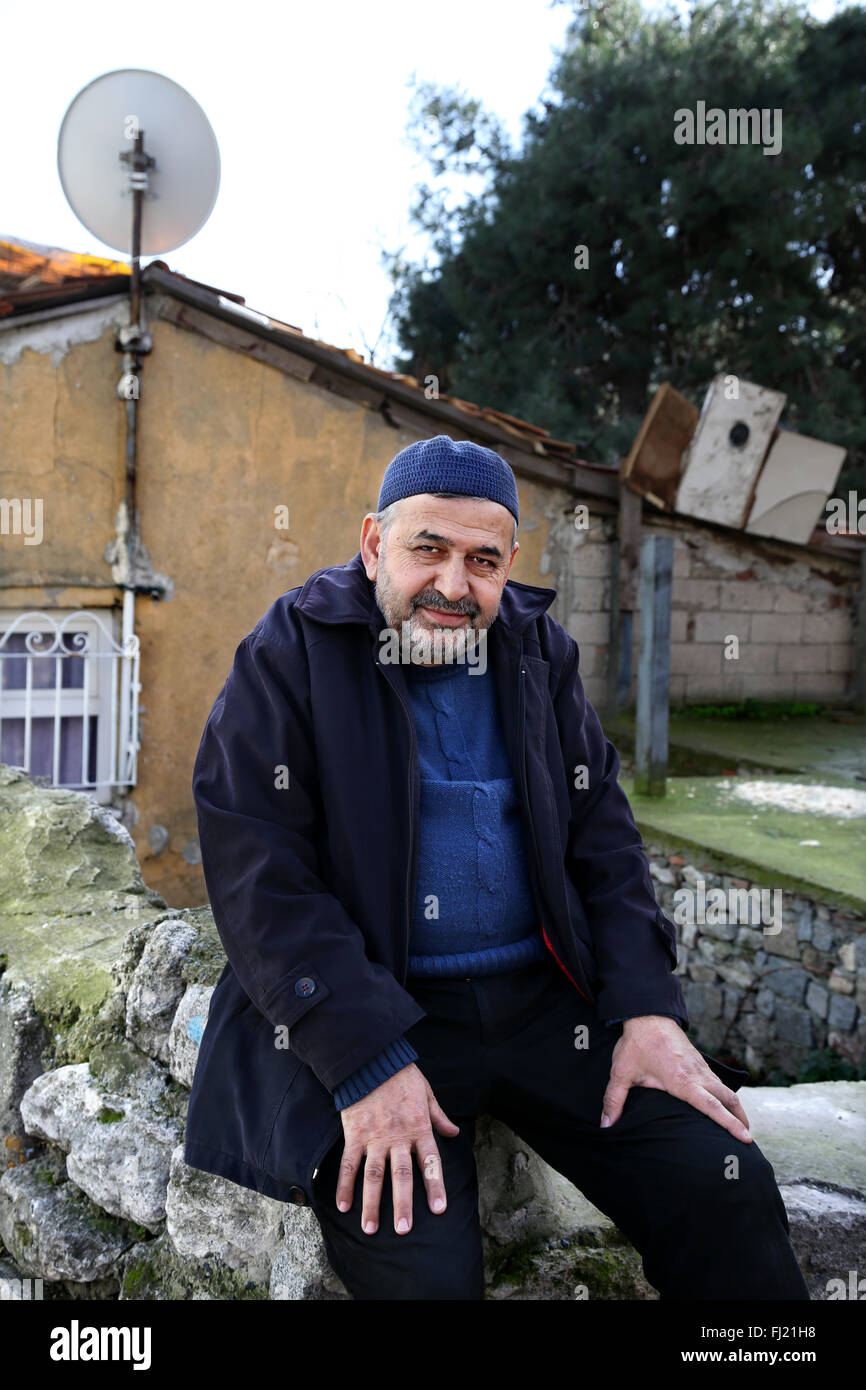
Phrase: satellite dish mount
[{"left": 118, "top": 121, "right": 156, "bottom": 335}]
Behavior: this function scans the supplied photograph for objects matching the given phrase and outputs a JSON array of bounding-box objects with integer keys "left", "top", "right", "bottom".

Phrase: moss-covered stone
[
  {"left": 0, "top": 769, "right": 169, "bottom": 1070},
  {"left": 179, "top": 906, "right": 226, "bottom": 989},
  {"left": 119, "top": 1231, "right": 270, "bottom": 1301},
  {"left": 487, "top": 1227, "right": 656, "bottom": 1300}
]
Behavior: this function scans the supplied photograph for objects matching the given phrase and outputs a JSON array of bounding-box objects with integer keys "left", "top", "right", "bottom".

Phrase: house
[{"left": 1, "top": 237, "right": 861, "bottom": 907}]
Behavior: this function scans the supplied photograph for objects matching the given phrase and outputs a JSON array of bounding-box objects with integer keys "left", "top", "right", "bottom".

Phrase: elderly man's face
[{"left": 360, "top": 493, "right": 518, "bottom": 664}]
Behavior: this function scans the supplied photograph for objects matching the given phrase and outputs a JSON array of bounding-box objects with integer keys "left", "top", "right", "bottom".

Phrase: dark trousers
[{"left": 311, "top": 955, "right": 809, "bottom": 1301}]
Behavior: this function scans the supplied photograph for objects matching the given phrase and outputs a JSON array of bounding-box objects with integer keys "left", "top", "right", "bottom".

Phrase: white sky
[{"left": 1, "top": 0, "right": 845, "bottom": 368}]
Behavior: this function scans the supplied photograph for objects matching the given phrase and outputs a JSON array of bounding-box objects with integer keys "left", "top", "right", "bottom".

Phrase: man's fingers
[
  {"left": 600, "top": 1073, "right": 632, "bottom": 1128},
  {"left": 416, "top": 1137, "right": 448, "bottom": 1216},
  {"left": 682, "top": 1079, "right": 752, "bottom": 1142},
  {"left": 389, "top": 1144, "right": 414, "bottom": 1235},
  {"left": 426, "top": 1086, "right": 460, "bottom": 1137},
  {"left": 335, "top": 1145, "right": 362, "bottom": 1214},
  {"left": 700, "top": 1077, "right": 752, "bottom": 1140},
  {"left": 360, "top": 1147, "right": 388, "bottom": 1233}
]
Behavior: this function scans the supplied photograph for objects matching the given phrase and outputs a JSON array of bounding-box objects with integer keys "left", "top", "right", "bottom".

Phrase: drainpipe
[{"left": 113, "top": 128, "right": 153, "bottom": 787}]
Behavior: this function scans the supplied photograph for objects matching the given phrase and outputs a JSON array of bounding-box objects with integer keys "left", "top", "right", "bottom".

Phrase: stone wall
[
  {"left": 565, "top": 513, "right": 859, "bottom": 711},
  {"left": 645, "top": 845, "right": 866, "bottom": 1080},
  {"left": 2, "top": 766, "right": 865, "bottom": 1301}
]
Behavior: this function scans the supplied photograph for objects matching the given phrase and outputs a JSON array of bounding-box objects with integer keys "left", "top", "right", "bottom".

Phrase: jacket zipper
[
  {"left": 375, "top": 655, "right": 416, "bottom": 987},
  {"left": 520, "top": 664, "right": 591, "bottom": 1003}
]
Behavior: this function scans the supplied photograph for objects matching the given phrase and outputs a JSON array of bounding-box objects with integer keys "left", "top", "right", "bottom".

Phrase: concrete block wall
[{"left": 564, "top": 510, "right": 859, "bottom": 710}]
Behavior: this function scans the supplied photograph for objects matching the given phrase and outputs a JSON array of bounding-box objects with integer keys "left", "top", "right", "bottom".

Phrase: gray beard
[{"left": 374, "top": 575, "right": 493, "bottom": 666}]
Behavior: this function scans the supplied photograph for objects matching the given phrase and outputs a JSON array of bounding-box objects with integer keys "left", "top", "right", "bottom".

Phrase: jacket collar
[{"left": 294, "top": 550, "right": 557, "bottom": 636}]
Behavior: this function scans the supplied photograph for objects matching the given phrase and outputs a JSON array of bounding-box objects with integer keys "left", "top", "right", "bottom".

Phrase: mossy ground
[
  {"left": 620, "top": 773, "right": 865, "bottom": 910},
  {"left": 610, "top": 710, "right": 866, "bottom": 783}
]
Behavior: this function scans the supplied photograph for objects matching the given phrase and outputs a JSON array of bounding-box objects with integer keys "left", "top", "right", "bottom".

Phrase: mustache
[{"left": 413, "top": 591, "right": 479, "bottom": 618}]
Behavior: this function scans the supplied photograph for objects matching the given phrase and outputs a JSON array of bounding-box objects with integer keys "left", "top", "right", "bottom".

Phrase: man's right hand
[{"left": 336, "top": 1063, "right": 460, "bottom": 1235}]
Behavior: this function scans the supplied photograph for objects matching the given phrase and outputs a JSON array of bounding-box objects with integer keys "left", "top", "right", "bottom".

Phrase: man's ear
[
  {"left": 359, "top": 515, "right": 383, "bottom": 580},
  {"left": 504, "top": 542, "right": 519, "bottom": 582}
]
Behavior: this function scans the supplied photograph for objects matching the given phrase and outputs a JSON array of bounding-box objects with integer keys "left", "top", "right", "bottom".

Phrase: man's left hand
[{"left": 600, "top": 1015, "right": 752, "bottom": 1143}]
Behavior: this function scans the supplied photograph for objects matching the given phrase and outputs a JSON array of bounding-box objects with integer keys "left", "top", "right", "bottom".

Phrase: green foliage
[
  {"left": 796, "top": 1047, "right": 866, "bottom": 1083},
  {"left": 96, "top": 1107, "right": 125, "bottom": 1124},
  {"left": 672, "top": 698, "right": 824, "bottom": 720},
  {"left": 388, "top": 0, "right": 866, "bottom": 489},
  {"left": 763, "top": 1047, "right": 866, "bottom": 1085}
]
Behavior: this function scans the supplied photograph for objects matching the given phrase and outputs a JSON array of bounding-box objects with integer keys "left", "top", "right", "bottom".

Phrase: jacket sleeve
[
  {"left": 551, "top": 630, "right": 688, "bottom": 1029},
  {"left": 191, "top": 611, "right": 427, "bottom": 1094}
]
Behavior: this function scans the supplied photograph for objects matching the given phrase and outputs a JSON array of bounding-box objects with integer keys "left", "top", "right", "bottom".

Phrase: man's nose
[{"left": 431, "top": 555, "right": 473, "bottom": 604}]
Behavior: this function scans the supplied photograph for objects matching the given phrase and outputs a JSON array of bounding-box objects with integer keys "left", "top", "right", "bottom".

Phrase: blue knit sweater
[
  {"left": 332, "top": 657, "right": 545, "bottom": 1109},
  {"left": 331, "top": 656, "right": 672, "bottom": 1110}
]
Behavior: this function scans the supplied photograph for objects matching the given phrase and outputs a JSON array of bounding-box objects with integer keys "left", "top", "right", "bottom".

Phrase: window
[{"left": 0, "top": 609, "right": 140, "bottom": 803}]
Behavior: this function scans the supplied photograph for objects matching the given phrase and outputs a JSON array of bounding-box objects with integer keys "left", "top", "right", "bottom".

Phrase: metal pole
[{"left": 634, "top": 533, "right": 673, "bottom": 796}]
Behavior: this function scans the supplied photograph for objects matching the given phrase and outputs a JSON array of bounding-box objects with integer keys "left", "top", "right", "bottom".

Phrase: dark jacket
[{"left": 183, "top": 550, "right": 692, "bottom": 1208}]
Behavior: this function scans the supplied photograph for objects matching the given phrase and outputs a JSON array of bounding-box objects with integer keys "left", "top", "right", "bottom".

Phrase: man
[{"left": 185, "top": 434, "right": 808, "bottom": 1301}]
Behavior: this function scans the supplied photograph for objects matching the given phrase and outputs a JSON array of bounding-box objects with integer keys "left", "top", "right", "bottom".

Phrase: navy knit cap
[{"left": 377, "top": 434, "right": 519, "bottom": 525}]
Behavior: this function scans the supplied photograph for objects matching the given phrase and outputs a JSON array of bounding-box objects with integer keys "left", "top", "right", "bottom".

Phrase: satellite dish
[{"left": 57, "top": 68, "right": 220, "bottom": 256}]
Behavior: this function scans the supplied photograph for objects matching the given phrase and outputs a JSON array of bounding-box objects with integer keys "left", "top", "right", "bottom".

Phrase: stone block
[
  {"left": 571, "top": 544, "right": 610, "bottom": 578},
  {"left": 828, "top": 994, "right": 858, "bottom": 1033},
  {"left": 669, "top": 643, "right": 722, "bottom": 676},
  {"left": 693, "top": 612, "right": 752, "bottom": 643},
  {"left": 751, "top": 612, "right": 803, "bottom": 644},
  {"left": 0, "top": 977, "right": 50, "bottom": 1142},
  {"left": 271, "top": 1207, "right": 348, "bottom": 1300},
  {"left": 806, "top": 983, "right": 830, "bottom": 1020},
  {"left": 683, "top": 981, "right": 723, "bottom": 1019},
  {"left": 125, "top": 917, "right": 199, "bottom": 1065},
  {"left": 772, "top": 589, "right": 808, "bottom": 613},
  {"left": 838, "top": 942, "right": 857, "bottom": 973},
  {"left": 803, "top": 612, "right": 853, "bottom": 644},
  {"left": 756, "top": 989, "right": 775, "bottom": 1019},
  {"left": 828, "top": 644, "right": 855, "bottom": 673},
  {"left": 688, "top": 962, "right": 720, "bottom": 984},
  {"left": 762, "top": 922, "right": 800, "bottom": 961},
  {"left": 570, "top": 579, "right": 608, "bottom": 612},
  {"left": 777, "top": 645, "right": 829, "bottom": 673},
  {"left": 794, "top": 673, "right": 848, "bottom": 698},
  {"left": 773, "top": 1000, "right": 814, "bottom": 1048},
  {"left": 829, "top": 971, "right": 855, "bottom": 995},
  {"left": 779, "top": 1185, "right": 866, "bottom": 1300},
  {"left": 718, "top": 581, "right": 775, "bottom": 612},
  {"left": 0, "top": 1155, "right": 134, "bottom": 1283},
  {"left": 567, "top": 612, "right": 609, "bottom": 645},
  {"left": 168, "top": 984, "right": 214, "bottom": 1090},
  {"left": 764, "top": 967, "right": 809, "bottom": 1004},
  {"left": 165, "top": 1145, "right": 283, "bottom": 1276},
  {"left": 19, "top": 1062, "right": 183, "bottom": 1232},
  {"left": 812, "top": 921, "right": 835, "bottom": 953}
]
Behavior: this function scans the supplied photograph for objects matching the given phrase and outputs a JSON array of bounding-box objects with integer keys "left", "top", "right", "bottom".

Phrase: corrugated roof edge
[{"left": 140, "top": 261, "right": 615, "bottom": 496}]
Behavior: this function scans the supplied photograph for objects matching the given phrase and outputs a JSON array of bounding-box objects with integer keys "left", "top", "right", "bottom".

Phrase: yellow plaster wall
[{"left": 2, "top": 312, "right": 564, "bottom": 907}]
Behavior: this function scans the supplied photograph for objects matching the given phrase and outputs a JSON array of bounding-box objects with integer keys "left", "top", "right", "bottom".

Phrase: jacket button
[
  {"left": 288, "top": 1185, "right": 306, "bottom": 1205},
  {"left": 295, "top": 977, "right": 316, "bottom": 998}
]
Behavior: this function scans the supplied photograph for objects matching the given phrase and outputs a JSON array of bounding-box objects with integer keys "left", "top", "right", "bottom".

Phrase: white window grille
[{"left": 0, "top": 609, "right": 140, "bottom": 801}]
